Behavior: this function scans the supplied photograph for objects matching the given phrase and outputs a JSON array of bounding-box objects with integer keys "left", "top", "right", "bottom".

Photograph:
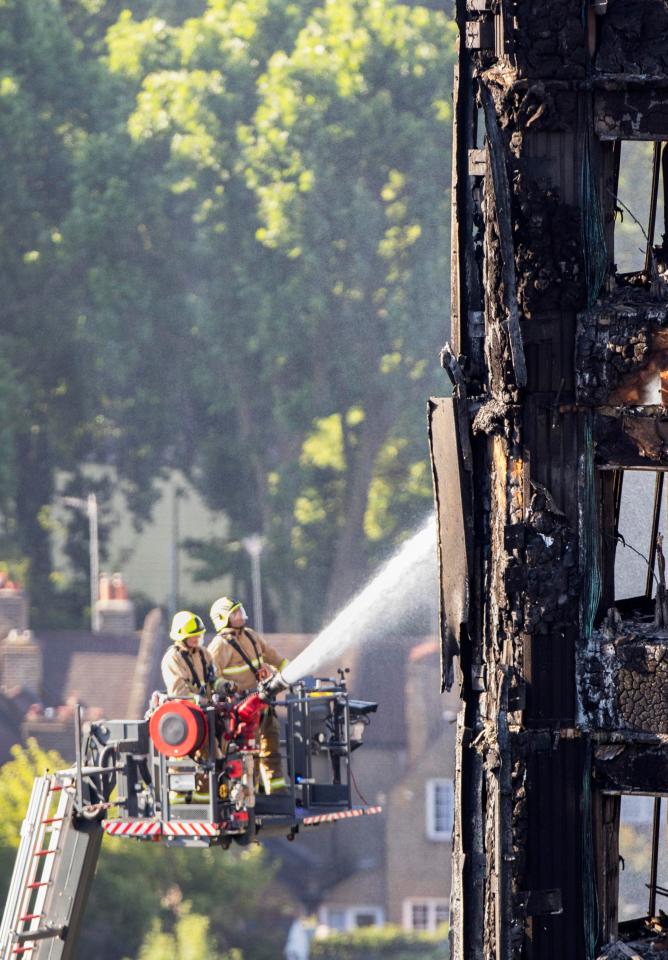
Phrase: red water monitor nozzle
[{"left": 149, "top": 700, "right": 208, "bottom": 757}]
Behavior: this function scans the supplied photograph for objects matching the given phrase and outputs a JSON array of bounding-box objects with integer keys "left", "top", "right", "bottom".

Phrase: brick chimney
[
  {"left": 0, "top": 583, "right": 28, "bottom": 642},
  {"left": 0, "top": 629, "right": 43, "bottom": 699},
  {"left": 94, "top": 572, "right": 136, "bottom": 634}
]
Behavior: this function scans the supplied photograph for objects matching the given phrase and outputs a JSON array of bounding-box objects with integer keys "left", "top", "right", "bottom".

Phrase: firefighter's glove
[{"left": 214, "top": 677, "right": 237, "bottom": 697}]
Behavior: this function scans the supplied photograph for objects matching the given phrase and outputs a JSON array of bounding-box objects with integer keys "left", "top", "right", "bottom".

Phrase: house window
[
  {"left": 350, "top": 908, "right": 382, "bottom": 928},
  {"left": 323, "top": 908, "right": 346, "bottom": 932},
  {"left": 319, "top": 905, "right": 384, "bottom": 933},
  {"left": 410, "top": 902, "right": 429, "bottom": 931},
  {"left": 403, "top": 898, "right": 449, "bottom": 933},
  {"left": 426, "top": 778, "right": 454, "bottom": 841}
]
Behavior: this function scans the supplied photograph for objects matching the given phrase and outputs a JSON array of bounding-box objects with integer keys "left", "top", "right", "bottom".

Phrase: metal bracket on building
[
  {"left": 441, "top": 342, "right": 467, "bottom": 389},
  {"left": 468, "top": 148, "right": 488, "bottom": 177},
  {"left": 465, "top": 20, "right": 495, "bottom": 51}
]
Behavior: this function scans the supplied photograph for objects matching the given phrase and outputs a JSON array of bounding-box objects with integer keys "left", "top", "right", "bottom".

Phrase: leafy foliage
[
  {"left": 0, "top": 743, "right": 290, "bottom": 960},
  {"left": 83, "top": 841, "right": 290, "bottom": 960},
  {"left": 0, "top": 741, "right": 69, "bottom": 915},
  {"left": 0, "top": 740, "right": 66, "bottom": 850},
  {"left": 310, "top": 924, "right": 450, "bottom": 960},
  {"left": 129, "top": 904, "right": 243, "bottom": 960}
]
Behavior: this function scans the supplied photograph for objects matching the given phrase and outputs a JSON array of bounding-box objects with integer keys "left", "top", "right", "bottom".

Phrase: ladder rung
[
  {"left": 12, "top": 946, "right": 34, "bottom": 954},
  {"left": 15, "top": 925, "right": 67, "bottom": 943},
  {"left": 48, "top": 786, "right": 63, "bottom": 793},
  {"left": 41, "top": 817, "right": 65, "bottom": 825},
  {"left": 33, "top": 849, "right": 58, "bottom": 858},
  {"left": 25, "top": 882, "right": 49, "bottom": 890},
  {"left": 18, "top": 915, "right": 42, "bottom": 922}
]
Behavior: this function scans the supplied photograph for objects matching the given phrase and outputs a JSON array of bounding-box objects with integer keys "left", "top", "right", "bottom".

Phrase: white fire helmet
[{"left": 210, "top": 597, "right": 248, "bottom": 631}]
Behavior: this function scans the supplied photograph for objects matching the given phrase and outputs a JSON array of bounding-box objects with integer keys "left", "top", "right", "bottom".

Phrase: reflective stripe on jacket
[
  {"left": 161, "top": 643, "right": 215, "bottom": 699},
  {"left": 207, "top": 628, "right": 287, "bottom": 693}
]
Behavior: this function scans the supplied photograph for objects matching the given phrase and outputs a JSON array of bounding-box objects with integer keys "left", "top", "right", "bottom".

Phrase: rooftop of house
[
  {"left": 0, "top": 580, "right": 165, "bottom": 761},
  {"left": 36, "top": 630, "right": 147, "bottom": 716}
]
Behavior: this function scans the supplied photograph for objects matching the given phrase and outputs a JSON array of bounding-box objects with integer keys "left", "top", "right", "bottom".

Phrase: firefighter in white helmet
[
  {"left": 161, "top": 610, "right": 216, "bottom": 701},
  {"left": 208, "top": 597, "right": 289, "bottom": 794}
]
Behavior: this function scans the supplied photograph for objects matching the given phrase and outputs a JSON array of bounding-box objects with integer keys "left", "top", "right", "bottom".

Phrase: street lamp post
[
  {"left": 242, "top": 534, "right": 265, "bottom": 633},
  {"left": 58, "top": 493, "right": 99, "bottom": 632},
  {"left": 168, "top": 486, "right": 184, "bottom": 622}
]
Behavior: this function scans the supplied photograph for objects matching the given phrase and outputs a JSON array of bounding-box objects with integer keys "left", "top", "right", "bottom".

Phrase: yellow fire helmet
[
  {"left": 170, "top": 610, "right": 205, "bottom": 644},
  {"left": 210, "top": 597, "right": 247, "bottom": 631}
]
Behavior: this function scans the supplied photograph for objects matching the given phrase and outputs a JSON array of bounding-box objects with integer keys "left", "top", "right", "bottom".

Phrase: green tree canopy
[
  {"left": 130, "top": 904, "right": 243, "bottom": 960},
  {"left": 0, "top": 0, "right": 454, "bottom": 630},
  {"left": 310, "top": 923, "right": 449, "bottom": 960},
  {"left": 101, "top": 0, "right": 455, "bottom": 625}
]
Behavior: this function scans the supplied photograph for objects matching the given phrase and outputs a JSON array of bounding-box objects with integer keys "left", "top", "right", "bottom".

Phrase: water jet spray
[{"left": 281, "top": 515, "right": 437, "bottom": 686}]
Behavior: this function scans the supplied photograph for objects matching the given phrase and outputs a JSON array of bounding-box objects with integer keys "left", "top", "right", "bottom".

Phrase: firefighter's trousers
[{"left": 259, "top": 708, "right": 284, "bottom": 792}]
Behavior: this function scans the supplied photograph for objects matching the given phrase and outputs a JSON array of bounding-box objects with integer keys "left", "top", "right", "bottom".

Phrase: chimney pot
[
  {"left": 111, "top": 572, "right": 128, "bottom": 600},
  {"left": 99, "top": 573, "right": 111, "bottom": 602},
  {"left": 95, "top": 572, "right": 135, "bottom": 634}
]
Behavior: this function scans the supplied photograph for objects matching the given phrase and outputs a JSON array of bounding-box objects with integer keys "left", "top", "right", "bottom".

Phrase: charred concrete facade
[{"left": 429, "top": 3, "right": 668, "bottom": 958}]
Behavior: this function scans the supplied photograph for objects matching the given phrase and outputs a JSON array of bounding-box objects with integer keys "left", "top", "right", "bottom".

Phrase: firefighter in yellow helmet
[
  {"left": 207, "top": 597, "right": 289, "bottom": 794},
  {"left": 161, "top": 610, "right": 216, "bottom": 700}
]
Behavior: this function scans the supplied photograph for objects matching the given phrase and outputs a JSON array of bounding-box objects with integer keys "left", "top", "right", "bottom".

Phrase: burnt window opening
[
  {"left": 612, "top": 140, "right": 668, "bottom": 285},
  {"left": 596, "top": 467, "right": 668, "bottom": 624},
  {"left": 598, "top": 469, "right": 668, "bottom": 620},
  {"left": 587, "top": 2, "right": 608, "bottom": 60},
  {"left": 618, "top": 794, "right": 667, "bottom": 935},
  {"left": 613, "top": 470, "right": 666, "bottom": 609},
  {"left": 581, "top": 470, "right": 668, "bottom": 739},
  {"left": 575, "top": 141, "right": 668, "bottom": 410}
]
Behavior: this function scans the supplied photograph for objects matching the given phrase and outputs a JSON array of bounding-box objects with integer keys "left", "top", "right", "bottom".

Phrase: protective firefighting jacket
[
  {"left": 207, "top": 627, "right": 287, "bottom": 693},
  {"left": 161, "top": 642, "right": 216, "bottom": 699}
]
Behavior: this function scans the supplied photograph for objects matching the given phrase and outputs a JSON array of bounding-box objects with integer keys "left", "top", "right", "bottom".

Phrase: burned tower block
[{"left": 429, "top": 1, "right": 668, "bottom": 958}]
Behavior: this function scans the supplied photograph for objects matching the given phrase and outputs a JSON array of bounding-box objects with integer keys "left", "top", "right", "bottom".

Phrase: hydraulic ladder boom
[
  {"left": 0, "top": 682, "right": 379, "bottom": 958},
  {"left": 0, "top": 773, "right": 102, "bottom": 960}
]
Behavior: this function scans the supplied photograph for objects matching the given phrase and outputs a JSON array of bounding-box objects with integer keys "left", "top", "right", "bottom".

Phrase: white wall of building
[{"left": 51, "top": 467, "right": 232, "bottom": 609}]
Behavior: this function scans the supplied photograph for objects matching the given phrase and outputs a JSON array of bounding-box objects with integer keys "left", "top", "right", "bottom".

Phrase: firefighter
[
  {"left": 161, "top": 610, "right": 216, "bottom": 701},
  {"left": 160, "top": 611, "right": 218, "bottom": 803},
  {"left": 208, "top": 597, "right": 289, "bottom": 794}
]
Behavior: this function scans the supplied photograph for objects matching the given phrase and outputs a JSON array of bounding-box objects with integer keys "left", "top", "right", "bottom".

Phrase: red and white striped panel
[
  {"left": 162, "top": 820, "right": 220, "bottom": 838},
  {"left": 103, "top": 819, "right": 222, "bottom": 839},
  {"left": 102, "top": 819, "right": 162, "bottom": 838},
  {"left": 301, "top": 805, "right": 382, "bottom": 826}
]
